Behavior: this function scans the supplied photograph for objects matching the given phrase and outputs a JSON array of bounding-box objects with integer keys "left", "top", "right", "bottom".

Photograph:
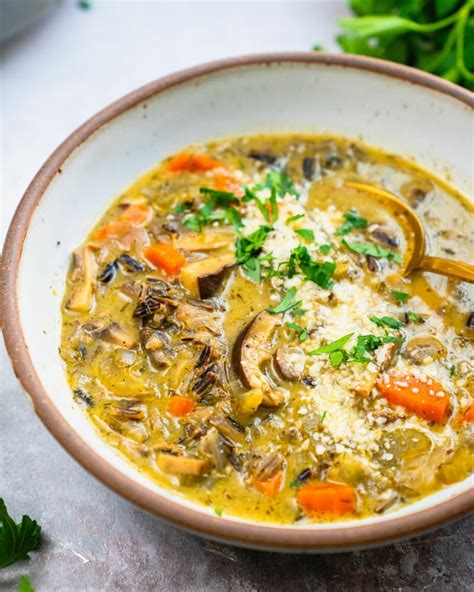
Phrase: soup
[{"left": 60, "top": 135, "right": 474, "bottom": 523}]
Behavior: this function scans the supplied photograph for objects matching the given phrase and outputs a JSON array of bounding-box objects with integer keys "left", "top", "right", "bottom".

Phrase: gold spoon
[{"left": 345, "top": 181, "right": 474, "bottom": 284}]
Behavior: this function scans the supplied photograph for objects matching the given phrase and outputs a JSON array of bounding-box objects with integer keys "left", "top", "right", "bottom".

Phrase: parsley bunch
[
  {"left": 0, "top": 499, "right": 41, "bottom": 569},
  {"left": 317, "top": 0, "right": 474, "bottom": 90}
]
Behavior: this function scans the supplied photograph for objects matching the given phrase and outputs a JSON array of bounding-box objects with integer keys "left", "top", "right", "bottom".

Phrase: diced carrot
[
  {"left": 376, "top": 372, "right": 450, "bottom": 423},
  {"left": 457, "top": 402, "right": 474, "bottom": 424},
  {"left": 144, "top": 243, "right": 186, "bottom": 276},
  {"left": 166, "top": 153, "right": 223, "bottom": 173},
  {"left": 120, "top": 203, "right": 151, "bottom": 225},
  {"left": 252, "top": 471, "right": 283, "bottom": 497},
  {"left": 166, "top": 395, "right": 194, "bottom": 417},
  {"left": 296, "top": 481, "right": 355, "bottom": 516},
  {"left": 94, "top": 204, "right": 150, "bottom": 241},
  {"left": 214, "top": 174, "right": 244, "bottom": 197},
  {"left": 94, "top": 220, "right": 130, "bottom": 241}
]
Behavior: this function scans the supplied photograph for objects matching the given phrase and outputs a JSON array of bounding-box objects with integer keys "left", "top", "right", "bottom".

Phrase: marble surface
[{"left": 1, "top": 2, "right": 472, "bottom": 590}]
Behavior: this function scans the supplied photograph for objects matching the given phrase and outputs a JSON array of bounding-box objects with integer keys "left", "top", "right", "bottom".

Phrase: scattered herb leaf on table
[{"left": 0, "top": 499, "right": 41, "bottom": 569}]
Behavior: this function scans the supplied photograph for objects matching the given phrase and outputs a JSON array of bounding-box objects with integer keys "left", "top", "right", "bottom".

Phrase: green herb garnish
[
  {"left": 286, "top": 322, "right": 308, "bottom": 342},
  {"left": 0, "top": 499, "right": 41, "bottom": 568},
  {"left": 310, "top": 333, "right": 354, "bottom": 355},
  {"left": 287, "top": 213, "right": 305, "bottom": 223},
  {"left": 235, "top": 225, "right": 273, "bottom": 266},
  {"left": 336, "top": 209, "right": 368, "bottom": 236},
  {"left": 369, "top": 315, "right": 403, "bottom": 329},
  {"left": 267, "top": 288, "right": 302, "bottom": 314},
  {"left": 406, "top": 311, "right": 422, "bottom": 323},
  {"left": 295, "top": 228, "right": 315, "bottom": 241},
  {"left": 322, "top": 1, "right": 474, "bottom": 91},
  {"left": 319, "top": 410, "right": 327, "bottom": 423},
  {"left": 392, "top": 290, "right": 409, "bottom": 303},
  {"left": 319, "top": 243, "right": 333, "bottom": 254},
  {"left": 342, "top": 239, "right": 403, "bottom": 264},
  {"left": 288, "top": 246, "right": 336, "bottom": 289},
  {"left": 450, "top": 364, "right": 456, "bottom": 377},
  {"left": 214, "top": 507, "right": 223, "bottom": 517}
]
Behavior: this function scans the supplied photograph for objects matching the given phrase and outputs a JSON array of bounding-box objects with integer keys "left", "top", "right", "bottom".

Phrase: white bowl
[{"left": 1, "top": 53, "right": 473, "bottom": 551}]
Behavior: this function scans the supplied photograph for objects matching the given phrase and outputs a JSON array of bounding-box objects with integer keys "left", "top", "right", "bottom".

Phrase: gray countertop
[{"left": 1, "top": 2, "right": 472, "bottom": 590}]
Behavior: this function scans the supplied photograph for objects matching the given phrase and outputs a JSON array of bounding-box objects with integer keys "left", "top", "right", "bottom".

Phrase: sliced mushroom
[
  {"left": 403, "top": 336, "right": 447, "bottom": 365},
  {"left": 199, "top": 427, "right": 227, "bottom": 471},
  {"left": 400, "top": 178, "right": 433, "bottom": 206},
  {"left": 173, "top": 229, "right": 234, "bottom": 252},
  {"left": 157, "top": 453, "right": 209, "bottom": 476},
  {"left": 93, "top": 322, "right": 138, "bottom": 348},
  {"left": 67, "top": 246, "right": 97, "bottom": 312},
  {"left": 370, "top": 225, "right": 400, "bottom": 248},
  {"left": 140, "top": 327, "right": 171, "bottom": 368},
  {"left": 352, "top": 342, "right": 398, "bottom": 397},
  {"left": 175, "top": 301, "right": 223, "bottom": 335},
  {"left": 179, "top": 251, "right": 235, "bottom": 298},
  {"left": 233, "top": 311, "right": 285, "bottom": 407},
  {"left": 274, "top": 346, "right": 305, "bottom": 381}
]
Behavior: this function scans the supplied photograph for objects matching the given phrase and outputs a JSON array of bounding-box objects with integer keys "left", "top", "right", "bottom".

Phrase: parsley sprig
[
  {"left": 0, "top": 499, "right": 41, "bottom": 568},
  {"left": 342, "top": 239, "right": 403, "bottom": 264},
  {"left": 288, "top": 246, "right": 336, "bottom": 290},
  {"left": 335, "top": 208, "right": 368, "bottom": 236},
  {"left": 183, "top": 188, "right": 242, "bottom": 231},
  {"left": 267, "top": 287, "right": 302, "bottom": 314},
  {"left": 243, "top": 171, "right": 299, "bottom": 223}
]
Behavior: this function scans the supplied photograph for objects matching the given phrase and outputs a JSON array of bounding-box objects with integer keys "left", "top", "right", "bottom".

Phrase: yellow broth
[{"left": 61, "top": 135, "right": 474, "bottom": 523}]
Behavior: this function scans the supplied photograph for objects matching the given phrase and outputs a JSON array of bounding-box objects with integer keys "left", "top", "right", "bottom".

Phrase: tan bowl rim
[{"left": 1, "top": 52, "right": 473, "bottom": 552}]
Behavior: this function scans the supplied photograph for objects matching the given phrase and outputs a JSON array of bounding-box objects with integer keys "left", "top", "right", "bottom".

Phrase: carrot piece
[
  {"left": 93, "top": 204, "right": 150, "bottom": 241},
  {"left": 120, "top": 203, "right": 151, "bottom": 225},
  {"left": 166, "top": 153, "right": 222, "bottom": 173},
  {"left": 252, "top": 471, "right": 283, "bottom": 497},
  {"left": 214, "top": 174, "right": 244, "bottom": 197},
  {"left": 144, "top": 243, "right": 186, "bottom": 276},
  {"left": 376, "top": 372, "right": 450, "bottom": 423},
  {"left": 166, "top": 395, "right": 194, "bottom": 417},
  {"left": 458, "top": 402, "right": 474, "bottom": 424},
  {"left": 296, "top": 481, "right": 355, "bottom": 516}
]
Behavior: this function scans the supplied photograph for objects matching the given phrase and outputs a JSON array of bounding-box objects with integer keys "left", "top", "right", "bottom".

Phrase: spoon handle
[{"left": 415, "top": 256, "right": 474, "bottom": 284}]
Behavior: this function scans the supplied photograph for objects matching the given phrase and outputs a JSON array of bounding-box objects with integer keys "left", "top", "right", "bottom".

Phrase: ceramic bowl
[{"left": 1, "top": 54, "right": 473, "bottom": 552}]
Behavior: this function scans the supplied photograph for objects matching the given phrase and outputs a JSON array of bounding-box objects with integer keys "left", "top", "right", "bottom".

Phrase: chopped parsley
[
  {"left": 255, "top": 170, "right": 299, "bottom": 199},
  {"left": 287, "top": 213, "right": 305, "bottom": 223},
  {"left": 235, "top": 225, "right": 273, "bottom": 265},
  {"left": 392, "top": 290, "right": 409, "bottom": 303},
  {"left": 295, "top": 228, "right": 315, "bottom": 241},
  {"left": 286, "top": 321, "right": 308, "bottom": 342},
  {"left": 214, "top": 506, "right": 223, "bottom": 517},
  {"left": 342, "top": 239, "right": 403, "bottom": 264},
  {"left": 406, "top": 311, "right": 422, "bottom": 323},
  {"left": 319, "top": 243, "right": 333, "bottom": 254},
  {"left": 310, "top": 331, "right": 403, "bottom": 366},
  {"left": 369, "top": 315, "right": 403, "bottom": 329},
  {"left": 450, "top": 364, "right": 456, "bottom": 377},
  {"left": 183, "top": 188, "right": 242, "bottom": 231},
  {"left": 319, "top": 410, "right": 327, "bottom": 423},
  {"left": 288, "top": 246, "right": 336, "bottom": 290},
  {"left": 244, "top": 171, "right": 298, "bottom": 223},
  {"left": 18, "top": 576, "right": 35, "bottom": 592},
  {"left": 335, "top": 209, "right": 368, "bottom": 236},
  {"left": 241, "top": 257, "right": 261, "bottom": 282},
  {"left": 267, "top": 288, "right": 302, "bottom": 314}
]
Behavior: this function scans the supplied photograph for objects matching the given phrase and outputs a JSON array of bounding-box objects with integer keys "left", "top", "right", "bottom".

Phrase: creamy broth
[{"left": 60, "top": 135, "right": 474, "bottom": 523}]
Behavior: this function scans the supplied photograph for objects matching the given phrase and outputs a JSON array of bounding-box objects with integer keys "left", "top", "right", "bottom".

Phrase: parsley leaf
[
  {"left": 241, "top": 257, "right": 261, "bottom": 282},
  {"left": 287, "top": 213, "right": 305, "bottom": 223},
  {"left": 286, "top": 321, "right": 308, "bottom": 342},
  {"left": 256, "top": 171, "right": 299, "bottom": 199},
  {"left": 267, "top": 288, "right": 302, "bottom": 314},
  {"left": 342, "top": 239, "right": 403, "bottom": 264},
  {"left": 450, "top": 364, "right": 456, "bottom": 377},
  {"left": 336, "top": 208, "right": 368, "bottom": 236},
  {"left": 295, "top": 228, "right": 315, "bottom": 241},
  {"left": 319, "top": 243, "right": 333, "bottom": 254},
  {"left": 392, "top": 290, "right": 409, "bottom": 303},
  {"left": 406, "top": 311, "right": 421, "bottom": 323},
  {"left": 310, "top": 333, "right": 354, "bottom": 355},
  {"left": 289, "top": 246, "right": 336, "bottom": 289},
  {"left": 235, "top": 225, "right": 273, "bottom": 265},
  {"left": 369, "top": 315, "right": 403, "bottom": 329},
  {"left": 0, "top": 499, "right": 41, "bottom": 568},
  {"left": 183, "top": 214, "right": 202, "bottom": 231},
  {"left": 214, "top": 507, "right": 223, "bottom": 517}
]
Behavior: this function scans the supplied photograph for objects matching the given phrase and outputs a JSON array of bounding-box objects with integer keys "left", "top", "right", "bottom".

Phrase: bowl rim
[{"left": 1, "top": 52, "right": 473, "bottom": 551}]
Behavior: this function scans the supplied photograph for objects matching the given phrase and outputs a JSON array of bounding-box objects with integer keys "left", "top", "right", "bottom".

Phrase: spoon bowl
[{"left": 345, "top": 181, "right": 474, "bottom": 283}]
